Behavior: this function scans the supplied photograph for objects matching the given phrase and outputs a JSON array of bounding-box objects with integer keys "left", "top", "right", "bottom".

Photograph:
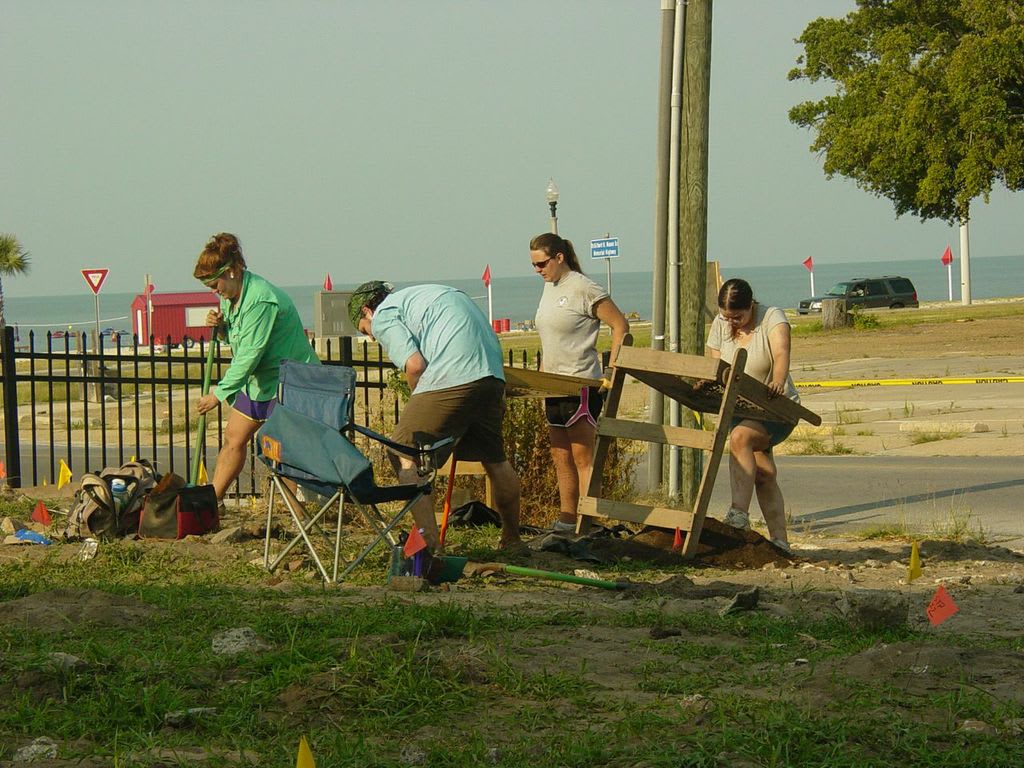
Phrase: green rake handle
[
  {"left": 189, "top": 332, "right": 218, "bottom": 486},
  {"left": 497, "top": 564, "right": 627, "bottom": 591}
]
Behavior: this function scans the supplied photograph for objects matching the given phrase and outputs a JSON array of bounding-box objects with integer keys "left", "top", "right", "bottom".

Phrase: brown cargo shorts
[{"left": 391, "top": 376, "right": 507, "bottom": 465}]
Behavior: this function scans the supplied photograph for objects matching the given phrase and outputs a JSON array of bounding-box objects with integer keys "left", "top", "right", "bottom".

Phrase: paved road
[{"left": 706, "top": 455, "right": 1024, "bottom": 548}]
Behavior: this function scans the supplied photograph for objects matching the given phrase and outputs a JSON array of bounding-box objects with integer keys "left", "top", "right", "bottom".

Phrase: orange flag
[
  {"left": 672, "top": 528, "right": 683, "bottom": 551},
  {"left": 31, "top": 501, "right": 52, "bottom": 526},
  {"left": 0, "top": 460, "right": 6, "bottom": 479},
  {"left": 926, "top": 585, "right": 959, "bottom": 627},
  {"left": 403, "top": 526, "right": 427, "bottom": 557}
]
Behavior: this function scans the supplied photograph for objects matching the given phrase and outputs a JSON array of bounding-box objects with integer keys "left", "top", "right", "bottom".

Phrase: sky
[{"left": 3, "top": 0, "right": 1020, "bottom": 299}]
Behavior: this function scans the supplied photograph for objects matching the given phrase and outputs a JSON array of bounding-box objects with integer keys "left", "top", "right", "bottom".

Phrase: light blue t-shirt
[{"left": 371, "top": 284, "right": 504, "bottom": 394}]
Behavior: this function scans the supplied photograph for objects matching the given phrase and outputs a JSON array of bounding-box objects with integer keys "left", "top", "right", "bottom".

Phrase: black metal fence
[
  {"left": 0, "top": 327, "right": 399, "bottom": 496},
  {"left": 0, "top": 326, "right": 547, "bottom": 498}
]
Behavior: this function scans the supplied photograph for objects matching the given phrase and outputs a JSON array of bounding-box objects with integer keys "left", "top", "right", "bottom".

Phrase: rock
[
  {"left": 1, "top": 516, "right": 27, "bottom": 534},
  {"left": 163, "top": 707, "right": 218, "bottom": 727},
  {"left": 49, "top": 652, "right": 88, "bottom": 672},
  {"left": 211, "top": 627, "right": 271, "bottom": 656},
  {"left": 389, "top": 576, "right": 428, "bottom": 593},
  {"left": 14, "top": 737, "right": 59, "bottom": 762},
  {"left": 957, "top": 719, "right": 996, "bottom": 735},
  {"left": 839, "top": 588, "right": 909, "bottom": 631},
  {"left": 209, "top": 526, "right": 244, "bottom": 545},
  {"left": 719, "top": 587, "right": 760, "bottom": 616}
]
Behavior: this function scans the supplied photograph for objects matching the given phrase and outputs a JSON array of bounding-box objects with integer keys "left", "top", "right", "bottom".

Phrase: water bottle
[{"left": 110, "top": 478, "right": 127, "bottom": 515}]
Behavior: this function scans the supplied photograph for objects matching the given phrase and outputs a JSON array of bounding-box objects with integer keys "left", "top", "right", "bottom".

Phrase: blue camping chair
[{"left": 257, "top": 360, "right": 451, "bottom": 582}]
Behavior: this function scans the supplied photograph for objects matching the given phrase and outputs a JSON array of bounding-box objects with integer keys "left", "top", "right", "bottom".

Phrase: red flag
[
  {"left": 802, "top": 256, "right": 814, "bottom": 272},
  {"left": 145, "top": 282, "right": 155, "bottom": 296},
  {"left": 323, "top": 273, "right": 333, "bottom": 291},
  {"left": 672, "top": 528, "right": 683, "bottom": 551},
  {"left": 926, "top": 584, "right": 959, "bottom": 626},
  {"left": 941, "top": 245, "right": 953, "bottom": 266},
  {"left": 403, "top": 526, "right": 427, "bottom": 557},
  {"left": 0, "top": 460, "right": 6, "bottom": 479},
  {"left": 31, "top": 501, "right": 52, "bottom": 525},
  {"left": 481, "top": 264, "right": 491, "bottom": 288}
]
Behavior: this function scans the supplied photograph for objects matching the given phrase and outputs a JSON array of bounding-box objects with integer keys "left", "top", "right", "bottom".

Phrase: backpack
[{"left": 65, "top": 459, "right": 160, "bottom": 540}]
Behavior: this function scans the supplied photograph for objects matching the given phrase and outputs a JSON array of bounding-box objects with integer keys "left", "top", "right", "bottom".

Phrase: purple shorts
[{"left": 233, "top": 392, "right": 276, "bottom": 422}]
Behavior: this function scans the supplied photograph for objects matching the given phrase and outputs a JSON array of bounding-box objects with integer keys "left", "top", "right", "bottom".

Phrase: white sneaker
[
  {"left": 722, "top": 507, "right": 750, "bottom": 530},
  {"left": 551, "top": 520, "right": 577, "bottom": 534}
]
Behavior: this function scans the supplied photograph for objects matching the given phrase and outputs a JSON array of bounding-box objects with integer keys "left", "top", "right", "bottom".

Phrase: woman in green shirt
[{"left": 193, "top": 233, "right": 320, "bottom": 501}]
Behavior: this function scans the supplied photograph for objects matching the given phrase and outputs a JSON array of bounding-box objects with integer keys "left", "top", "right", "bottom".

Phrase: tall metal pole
[
  {"left": 648, "top": 0, "right": 676, "bottom": 492},
  {"left": 666, "top": 0, "right": 686, "bottom": 497},
  {"left": 959, "top": 219, "right": 972, "bottom": 305},
  {"left": 678, "top": 0, "right": 713, "bottom": 507}
]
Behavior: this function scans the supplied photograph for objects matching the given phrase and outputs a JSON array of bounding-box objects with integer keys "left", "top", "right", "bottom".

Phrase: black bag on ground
[
  {"left": 65, "top": 460, "right": 159, "bottom": 540},
  {"left": 138, "top": 473, "right": 219, "bottom": 539},
  {"left": 449, "top": 500, "right": 501, "bottom": 528}
]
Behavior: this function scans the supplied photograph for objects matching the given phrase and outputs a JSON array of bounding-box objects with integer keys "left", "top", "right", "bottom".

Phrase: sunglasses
[
  {"left": 199, "top": 263, "right": 231, "bottom": 287},
  {"left": 532, "top": 256, "right": 553, "bottom": 270}
]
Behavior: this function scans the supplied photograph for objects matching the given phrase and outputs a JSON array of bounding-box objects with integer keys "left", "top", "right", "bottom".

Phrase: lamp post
[{"left": 546, "top": 177, "right": 559, "bottom": 235}]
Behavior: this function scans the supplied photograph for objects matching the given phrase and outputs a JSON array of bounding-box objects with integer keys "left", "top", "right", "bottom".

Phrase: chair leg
[
  {"left": 263, "top": 477, "right": 277, "bottom": 571},
  {"left": 338, "top": 499, "right": 421, "bottom": 581}
]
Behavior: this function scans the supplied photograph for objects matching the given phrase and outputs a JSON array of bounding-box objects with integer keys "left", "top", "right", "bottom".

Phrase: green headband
[{"left": 198, "top": 262, "right": 232, "bottom": 286}]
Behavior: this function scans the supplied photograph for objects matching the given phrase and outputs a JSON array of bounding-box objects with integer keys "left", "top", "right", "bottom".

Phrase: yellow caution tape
[{"left": 798, "top": 376, "right": 1024, "bottom": 388}]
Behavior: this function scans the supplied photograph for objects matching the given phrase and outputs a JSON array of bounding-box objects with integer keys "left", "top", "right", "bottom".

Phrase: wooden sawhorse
[{"left": 578, "top": 346, "right": 821, "bottom": 558}]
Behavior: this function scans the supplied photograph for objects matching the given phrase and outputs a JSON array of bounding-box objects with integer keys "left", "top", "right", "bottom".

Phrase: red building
[{"left": 131, "top": 291, "right": 220, "bottom": 347}]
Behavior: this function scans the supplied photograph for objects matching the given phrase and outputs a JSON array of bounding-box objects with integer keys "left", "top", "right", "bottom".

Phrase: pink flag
[
  {"left": 941, "top": 245, "right": 953, "bottom": 266},
  {"left": 323, "top": 273, "right": 333, "bottom": 291},
  {"left": 802, "top": 256, "right": 814, "bottom": 272},
  {"left": 481, "top": 264, "right": 491, "bottom": 288}
]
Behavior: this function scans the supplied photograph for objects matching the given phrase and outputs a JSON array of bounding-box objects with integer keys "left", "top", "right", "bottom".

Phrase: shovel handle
[{"left": 189, "top": 332, "right": 218, "bottom": 486}]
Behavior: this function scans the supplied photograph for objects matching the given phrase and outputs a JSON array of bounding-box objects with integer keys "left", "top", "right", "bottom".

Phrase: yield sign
[{"left": 81, "top": 268, "right": 109, "bottom": 295}]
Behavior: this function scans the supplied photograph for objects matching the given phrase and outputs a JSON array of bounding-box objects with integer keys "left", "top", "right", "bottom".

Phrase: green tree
[
  {"left": 0, "top": 234, "right": 31, "bottom": 330},
  {"left": 788, "top": 0, "right": 1024, "bottom": 225}
]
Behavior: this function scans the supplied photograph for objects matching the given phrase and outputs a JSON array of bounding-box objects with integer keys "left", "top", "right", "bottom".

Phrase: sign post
[
  {"left": 590, "top": 236, "right": 620, "bottom": 294},
  {"left": 81, "top": 269, "right": 109, "bottom": 352},
  {"left": 941, "top": 245, "right": 953, "bottom": 301}
]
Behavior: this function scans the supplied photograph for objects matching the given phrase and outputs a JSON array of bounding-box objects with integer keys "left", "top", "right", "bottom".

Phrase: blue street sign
[{"left": 590, "top": 237, "right": 620, "bottom": 259}]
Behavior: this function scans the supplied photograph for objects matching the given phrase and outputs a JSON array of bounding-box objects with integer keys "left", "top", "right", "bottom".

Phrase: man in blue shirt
[{"left": 349, "top": 282, "right": 522, "bottom": 551}]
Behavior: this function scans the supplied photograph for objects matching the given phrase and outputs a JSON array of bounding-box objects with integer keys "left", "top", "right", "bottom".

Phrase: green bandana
[{"left": 348, "top": 281, "right": 393, "bottom": 327}]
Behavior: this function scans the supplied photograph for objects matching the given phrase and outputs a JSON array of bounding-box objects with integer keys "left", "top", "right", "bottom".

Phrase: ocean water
[{"left": 5, "top": 253, "right": 1022, "bottom": 339}]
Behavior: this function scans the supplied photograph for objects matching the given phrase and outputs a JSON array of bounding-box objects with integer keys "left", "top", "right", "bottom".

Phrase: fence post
[
  {"left": 340, "top": 336, "right": 353, "bottom": 366},
  {"left": 2, "top": 325, "right": 22, "bottom": 487}
]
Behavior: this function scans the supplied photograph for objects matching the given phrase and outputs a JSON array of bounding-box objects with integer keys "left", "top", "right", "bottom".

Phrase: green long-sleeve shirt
[{"left": 213, "top": 271, "right": 320, "bottom": 404}]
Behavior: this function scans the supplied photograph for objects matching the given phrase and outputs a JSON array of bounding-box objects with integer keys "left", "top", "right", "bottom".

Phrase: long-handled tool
[
  {"left": 189, "top": 333, "right": 218, "bottom": 486},
  {"left": 465, "top": 562, "right": 629, "bottom": 591},
  {"left": 438, "top": 457, "right": 458, "bottom": 547}
]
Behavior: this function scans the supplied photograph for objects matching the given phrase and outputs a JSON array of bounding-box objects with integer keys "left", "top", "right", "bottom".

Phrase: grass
[
  {"left": 0, "top": 495, "right": 1020, "bottom": 766},
  {"left": 909, "top": 427, "right": 968, "bottom": 445}
]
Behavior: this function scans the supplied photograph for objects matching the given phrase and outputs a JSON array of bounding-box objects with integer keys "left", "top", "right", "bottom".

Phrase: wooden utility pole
[{"left": 678, "top": 0, "right": 713, "bottom": 505}]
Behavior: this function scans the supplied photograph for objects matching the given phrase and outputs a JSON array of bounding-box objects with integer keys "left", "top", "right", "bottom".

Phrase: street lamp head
[{"left": 545, "top": 177, "right": 559, "bottom": 204}]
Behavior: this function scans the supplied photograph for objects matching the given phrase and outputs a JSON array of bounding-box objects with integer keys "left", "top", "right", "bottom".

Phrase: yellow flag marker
[
  {"left": 42, "top": 477, "right": 48, "bottom": 486},
  {"left": 57, "top": 459, "right": 73, "bottom": 490},
  {"left": 296, "top": 736, "right": 316, "bottom": 768},
  {"left": 197, "top": 460, "right": 209, "bottom": 486},
  {"left": 130, "top": 455, "right": 136, "bottom": 463},
  {"left": 908, "top": 541, "right": 923, "bottom": 582}
]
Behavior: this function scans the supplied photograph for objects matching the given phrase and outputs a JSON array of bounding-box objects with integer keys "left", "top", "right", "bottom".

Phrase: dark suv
[{"left": 797, "top": 276, "right": 918, "bottom": 314}]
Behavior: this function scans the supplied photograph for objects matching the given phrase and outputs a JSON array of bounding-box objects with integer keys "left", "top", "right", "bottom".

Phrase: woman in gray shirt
[
  {"left": 531, "top": 233, "right": 629, "bottom": 533},
  {"left": 706, "top": 278, "right": 799, "bottom": 552}
]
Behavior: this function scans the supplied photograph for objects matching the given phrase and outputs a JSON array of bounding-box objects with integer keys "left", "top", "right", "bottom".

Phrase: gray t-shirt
[
  {"left": 535, "top": 270, "right": 609, "bottom": 378},
  {"left": 706, "top": 304, "right": 800, "bottom": 403}
]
